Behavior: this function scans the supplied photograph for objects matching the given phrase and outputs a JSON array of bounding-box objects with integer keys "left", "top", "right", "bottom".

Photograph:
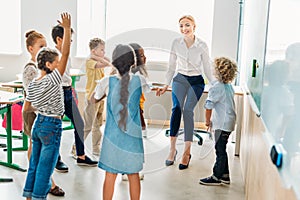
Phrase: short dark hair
[{"left": 51, "top": 24, "right": 74, "bottom": 44}]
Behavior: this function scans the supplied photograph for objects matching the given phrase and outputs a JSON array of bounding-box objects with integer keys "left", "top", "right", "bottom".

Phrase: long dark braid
[{"left": 112, "top": 44, "right": 135, "bottom": 131}]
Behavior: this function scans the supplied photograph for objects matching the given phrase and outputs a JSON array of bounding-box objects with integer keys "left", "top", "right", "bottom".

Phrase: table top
[
  {"left": 1, "top": 81, "right": 23, "bottom": 89},
  {"left": 150, "top": 82, "right": 244, "bottom": 96},
  {"left": 70, "top": 68, "right": 85, "bottom": 77},
  {"left": 0, "top": 91, "right": 23, "bottom": 105}
]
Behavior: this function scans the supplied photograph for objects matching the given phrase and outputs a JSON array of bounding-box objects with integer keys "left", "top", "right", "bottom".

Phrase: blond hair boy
[{"left": 83, "top": 38, "right": 110, "bottom": 156}]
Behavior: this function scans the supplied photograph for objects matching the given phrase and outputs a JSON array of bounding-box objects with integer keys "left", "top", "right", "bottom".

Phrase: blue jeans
[
  {"left": 170, "top": 73, "right": 205, "bottom": 141},
  {"left": 23, "top": 114, "right": 62, "bottom": 200},
  {"left": 63, "top": 88, "right": 85, "bottom": 156},
  {"left": 213, "top": 129, "right": 231, "bottom": 179}
]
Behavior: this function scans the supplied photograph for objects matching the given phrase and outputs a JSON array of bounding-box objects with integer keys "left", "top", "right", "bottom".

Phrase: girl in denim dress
[{"left": 93, "top": 44, "right": 150, "bottom": 200}]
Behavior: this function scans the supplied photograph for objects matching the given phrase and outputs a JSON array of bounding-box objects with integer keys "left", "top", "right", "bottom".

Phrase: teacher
[{"left": 156, "top": 15, "right": 215, "bottom": 170}]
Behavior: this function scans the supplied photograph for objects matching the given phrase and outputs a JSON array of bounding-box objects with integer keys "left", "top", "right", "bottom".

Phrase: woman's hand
[{"left": 155, "top": 85, "right": 168, "bottom": 96}]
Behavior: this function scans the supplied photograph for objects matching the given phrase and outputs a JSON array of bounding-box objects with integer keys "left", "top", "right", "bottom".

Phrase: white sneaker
[
  {"left": 121, "top": 173, "right": 144, "bottom": 181},
  {"left": 121, "top": 174, "right": 128, "bottom": 181},
  {"left": 142, "top": 130, "right": 147, "bottom": 138},
  {"left": 139, "top": 173, "right": 144, "bottom": 180},
  {"left": 70, "top": 143, "right": 77, "bottom": 160}
]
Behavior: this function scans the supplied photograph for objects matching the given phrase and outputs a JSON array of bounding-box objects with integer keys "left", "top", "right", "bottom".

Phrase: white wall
[
  {"left": 211, "top": 0, "right": 240, "bottom": 60},
  {"left": 0, "top": 0, "right": 239, "bottom": 87},
  {"left": 0, "top": 0, "right": 77, "bottom": 82}
]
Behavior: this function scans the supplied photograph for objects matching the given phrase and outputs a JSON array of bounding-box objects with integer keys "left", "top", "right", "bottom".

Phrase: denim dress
[{"left": 98, "top": 75, "right": 144, "bottom": 174}]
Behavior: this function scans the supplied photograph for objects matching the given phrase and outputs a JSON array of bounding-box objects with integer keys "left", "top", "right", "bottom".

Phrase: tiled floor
[{"left": 0, "top": 123, "right": 245, "bottom": 200}]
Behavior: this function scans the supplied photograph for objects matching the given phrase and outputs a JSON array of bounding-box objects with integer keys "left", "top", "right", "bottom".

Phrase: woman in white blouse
[{"left": 156, "top": 15, "right": 214, "bottom": 170}]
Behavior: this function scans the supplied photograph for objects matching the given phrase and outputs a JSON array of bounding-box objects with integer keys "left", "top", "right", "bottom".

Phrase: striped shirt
[{"left": 26, "top": 69, "right": 64, "bottom": 116}]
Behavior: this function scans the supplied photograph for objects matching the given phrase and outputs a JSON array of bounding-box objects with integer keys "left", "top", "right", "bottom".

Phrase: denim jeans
[
  {"left": 213, "top": 129, "right": 231, "bottom": 179},
  {"left": 23, "top": 114, "right": 62, "bottom": 200},
  {"left": 170, "top": 73, "right": 205, "bottom": 141},
  {"left": 64, "top": 88, "right": 85, "bottom": 156}
]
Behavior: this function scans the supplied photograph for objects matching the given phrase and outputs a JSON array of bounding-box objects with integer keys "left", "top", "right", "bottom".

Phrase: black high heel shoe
[
  {"left": 165, "top": 150, "right": 177, "bottom": 166},
  {"left": 179, "top": 154, "right": 191, "bottom": 170}
]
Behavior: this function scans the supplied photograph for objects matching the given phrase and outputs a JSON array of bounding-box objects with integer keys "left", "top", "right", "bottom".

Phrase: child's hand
[
  {"left": 205, "top": 121, "right": 211, "bottom": 132},
  {"left": 90, "top": 54, "right": 101, "bottom": 61},
  {"left": 155, "top": 85, "right": 168, "bottom": 96},
  {"left": 92, "top": 55, "right": 111, "bottom": 68},
  {"left": 57, "top": 12, "right": 71, "bottom": 29}
]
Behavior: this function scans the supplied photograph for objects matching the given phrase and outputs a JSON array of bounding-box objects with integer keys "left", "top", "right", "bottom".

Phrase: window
[
  {"left": 77, "top": 0, "right": 214, "bottom": 61},
  {"left": 0, "top": 0, "right": 21, "bottom": 54},
  {"left": 76, "top": 0, "right": 107, "bottom": 57}
]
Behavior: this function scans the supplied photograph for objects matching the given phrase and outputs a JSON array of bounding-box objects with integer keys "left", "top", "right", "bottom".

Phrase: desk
[
  {"left": 1, "top": 81, "right": 23, "bottom": 93},
  {"left": 0, "top": 91, "right": 26, "bottom": 172},
  {"left": 146, "top": 83, "right": 244, "bottom": 156},
  {"left": 0, "top": 81, "right": 28, "bottom": 150},
  {"left": 63, "top": 69, "right": 85, "bottom": 130},
  {"left": 0, "top": 68, "right": 14, "bottom": 182},
  {"left": 70, "top": 68, "right": 85, "bottom": 88}
]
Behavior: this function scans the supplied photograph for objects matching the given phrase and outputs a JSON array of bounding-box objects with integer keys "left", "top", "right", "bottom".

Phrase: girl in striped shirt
[{"left": 22, "top": 13, "right": 71, "bottom": 200}]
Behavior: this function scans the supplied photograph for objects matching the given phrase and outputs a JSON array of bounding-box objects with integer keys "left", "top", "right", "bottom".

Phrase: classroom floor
[{"left": 0, "top": 122, "right": 245, "bottom": 200}]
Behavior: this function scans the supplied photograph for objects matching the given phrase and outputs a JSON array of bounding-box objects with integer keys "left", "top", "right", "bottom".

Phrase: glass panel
[
  {"left": 242, "top": 0, "right": 270, "bottom": 111},
  {"left": 261, "top": 0, "right": 300, "bottom": 195}
]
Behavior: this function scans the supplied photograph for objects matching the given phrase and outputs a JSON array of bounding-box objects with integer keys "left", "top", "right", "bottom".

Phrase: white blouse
[{"left": 165, "top": 37, "right": 215, "bottom": 86}]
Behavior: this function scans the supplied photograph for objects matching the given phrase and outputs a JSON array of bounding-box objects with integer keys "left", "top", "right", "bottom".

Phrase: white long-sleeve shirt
[
  {"left": 56, "top": 47, "right": 72, "bottom": 87},
  {"left": 165, "top": 37, "right": 214, "bottom": 86}
]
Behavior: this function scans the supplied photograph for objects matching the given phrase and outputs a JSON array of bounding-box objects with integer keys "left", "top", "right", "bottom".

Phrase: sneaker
[
  {"left": 220, "top": 175, "right": 231, "bottom": 185},
  {"left": 142, "top": 130, "right": 147, "bottom": 138},
  {"left": 139, "top": 173, "right": 144, "bottom": 180},
  {"left": 121, "top": 173, "right": 144, "bottom": 181},
  {"left": 199, "top": 175, "right": 221, "bottom": 186},
  {"left": 55, "top": 160, "right": 69, "bottom": 173},
  {"left": 49, "top": 185, "right": 65, "bottom": 196},
  {"left": 70, "top": 143, "right": 77, "bottom": 160},
  {"left": 121, "top": 174, "right": 128, "bottom": 181},
  {"left": 77, "top": 156, "right": 98, "bottom": 167}
]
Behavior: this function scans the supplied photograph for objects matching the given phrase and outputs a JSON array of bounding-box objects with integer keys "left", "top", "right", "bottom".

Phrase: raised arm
[{"left": 57, "top": 13, "right": 71, "bottom": 76}]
